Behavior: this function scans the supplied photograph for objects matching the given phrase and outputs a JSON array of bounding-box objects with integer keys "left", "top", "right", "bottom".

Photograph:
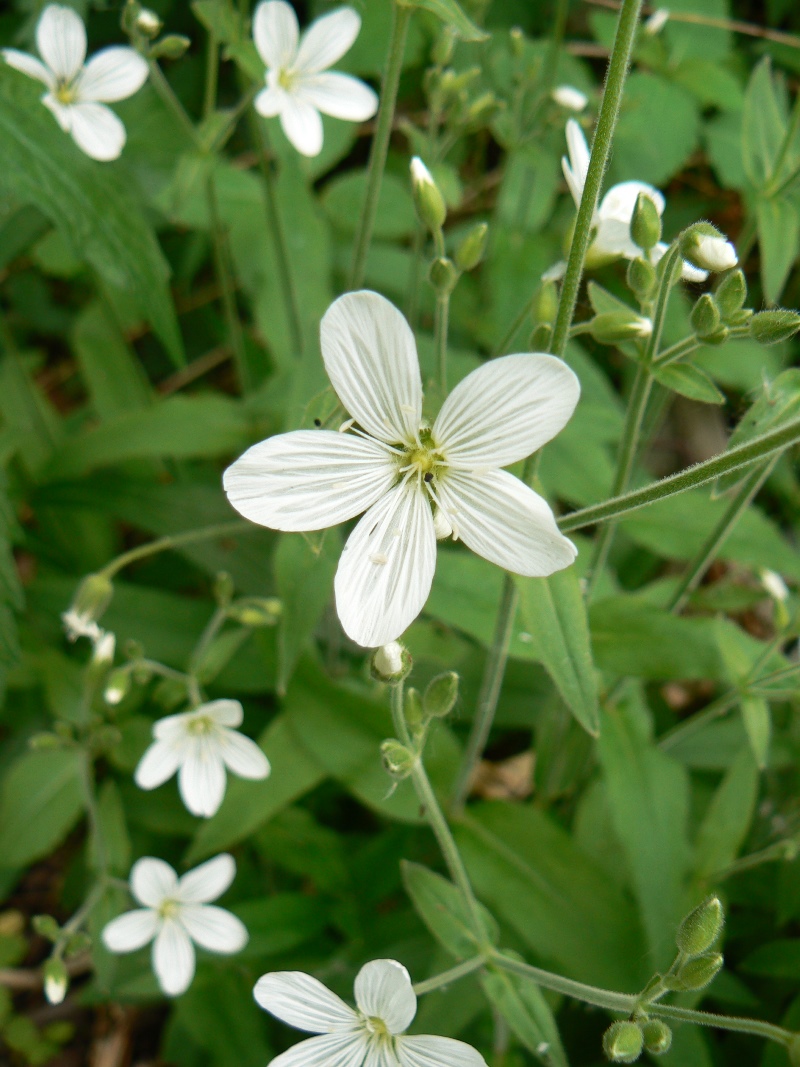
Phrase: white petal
[
  {"left": 178, "top": 740, "right": 227, "bottom": 817},
  {"left": 269, "top": 1033, "right": 369, "bottom": 1067},
  {"left": 334, "top": 481, "right": 436, "bottom": 648},
  {"left": 599, "top": 180, "right": 665, "bottom": 222},
  {"left": 650, "top": 243, "right": 709, "bottom": 283},
  {"left": 254, "top": 971, "right": 358, "bottom": 1033},
  {"left": 436, "top": 469, "right": 577, "bottom": 577},
  {"left": 102, "top": 909, "right": 158, "bottom": 953},
  {"left": 68, "top": 102, "right": 126, "bottom": 161},
  {"left": 279, "top": 93, "right": 324, "bottom": 156},
  {"left": 253, "top": 0, "right": 299, "bottom": 69},
  {"left": 354, "top": 960, "right": 416, "bottom": 1034},
  {"left": 433, "top": 353, "right": 580, "bottom": 471},
  {"left": 75, "top": 46, "right": 148, "bottom": 102},
  {"left": 36, "top": 4, "right": 86, "bottom": 81},
  {"left": 152, "top": 707, "right": 205, "bottom": 741},
  {"left": 2, "top": 49, "right": 55, "bottom": 88},
  {"left": 223, "top": 429, "right": 395, "bottom": 533},
  {"left": 134, "top": 738, "right": 183, "bottom": 790},
  {"left": 563, "top": 118, "right": 589, "bottom": 205},
  {"left": 592, "top": 216, "right": 640, "bottom": 261},
  {"left": 219, "top": 728, "right": 271, "bottom": 779},
  {"left": 397, "top": 1036, "right": 488, "bottom": 1067},
  {"left": 204, "top": 699, "right": 244, "bottom": 728},
  {"left": 295, "top": 72, "right": 377, "bottom": 121},
  {"left": 153, "top": 918, "right": 195, "bottom": 997},
  {"left": 178, "top": 853, "right": 236, "bottom": 904},
  {"left": 364, "top": 1042, "right": 396, "bottom": 1067},
  {"left": 131, "top": 857, "right": 179, "bottom": 907},
  {"left": 179, "top": 904, "right": 248, "bottom": 953},
  {"left": 255, "top": 83, "right": 288, "bottom": 116},
  {"left": 321, "top": 292, "right": 423, "bottom": 446},
  {"left": 42, "top": 92, "right": 73, "bottom": 131},
  {"left": 294, "top": 8, "right": 361, "bottom": 73}
]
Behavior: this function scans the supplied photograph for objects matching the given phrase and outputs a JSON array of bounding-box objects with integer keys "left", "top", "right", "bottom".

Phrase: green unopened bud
[
  {"left": 750, "top": 309, "right": 800, "bottom": 345},
  {"left": 532, "top": 281, "right": 559, "bottom": 326},
  {"left": 641, "top": 1019, "right": 672, "bottom": 1055},
  {"left": 590, "top": 311, "right": 652, "bottom": 345},
  {"left": 681, "top": 224, "right": 738, "bottom": 272},
  {"left": 714, "top": 268, "right": 747, "bottom": 319},
  {"left": 121, "top": 0, "right": 142, "bottom": 34},
  {"left": 69, "top": 573, "right": 114, "bottom": 632},
  {"left": 381, "top": 739, "right": 416, "bottom": 780},
  {"left": 530, "top": 323, "right": 552, "bottom": 349},
  {"left": 466, "top": 92, "right": 499, "bottom": 124},
  {"left": 431, "top": 28, "right": 456, "bottom": 66},
  {"left": 104, "top": 668, "right": 131, "bottom": 705},
  {"left": 135, "top": 7, "right": 162, "bottom": 37},
  {"left": 371, "top": 641, "right": 412, "bottom": 683},
  {"left": 701, "top": 324, "right": 729, "bottom": 345},
  {"left": 423, "top": 672, "right": 459, "bottom": 719},
  {"left": 429, "top": 257, "right": 458, "bottom": 295},
  {"left": 32, "top": 915, "right": 61, "bottom": 942},
  {"left": 150, "top": 34, "right": 191, "bottom": 60},
  {"left": 410, "top": 157, "right": 447, "bottom": 232},
  {"left": 43, "top": 958, "right": 68, "bottom": 1005},
  {"left": 631, "top": 193, "right": 662, "bottom": 253},
  {"left": 454, "top": 222, "right": 488, "bottom": 272},
  {"left": 627, "top": 257, "right": 656, "bottom": 300},
  {"left": 602, "top": 1021, "right": 644, "bottom": 1063},
  {"left": 672, "top": 952, "right": 724, "bottom": 991},
  {"left": 28, "top": 732, "right": 63, "bottom": 750},
  {"left": 677, "top": 896, "right": 724, "bottom": 956},
  {"left": 691, "top": 294, "right": 721, "bottom": 339},
  {"left": 227, "top": 597, "right": 283, "bottom": 626},
  {"left": 404, "top": 687, "right": 424, "bottom": 730}
]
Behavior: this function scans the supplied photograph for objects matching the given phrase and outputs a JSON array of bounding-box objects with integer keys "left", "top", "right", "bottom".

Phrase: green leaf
[
  {"left": 741, "top": 940, "right": 800, "bottom": 980},
  {"left": 71, "top": 302, "right": 152, "bottom": 420},
  {"left": 611, "top": 73, "right": 700, "bottom": 185},
  {"left": 322, "top": 170, "right": 416, "bottom": 239},
  {"left": 0, "top": 750, "right": 84, "bottom": 869},
  {"left": 692, "top": 747, "right": 759, "bottom": 882},
  {"left": 652, "top": 362, "right": 725, "bottom": 405},
  {"left": 719, "top": 369, "right": 800, "bottom": 496},
  {"left": 400, "top": 860, "right": 498, "bottom": 959},
  {"left": 165, "top": 970, "right": 271, "bottom": 1067},
  {"left": 756, "top": 195, "right": 800, "bottom": 305},
  {"left": 742, "top": 58, "right": 787, "bottom": 190},
  {"left": 191, "top": 0, "right": 242, "bottom": 44},
  {"left": 515, "top": 569, "right": 600, "bottom": 736},
  {"left": 233, "top": 893, "right": 329, "bottom": 959},
  {"left": 90, "top": 780, "right": 131, "bottom": 877},
  {"left": 400, "top": 0, "right": 489, "bottom": 41},
  {"left": 740, "top": 695, "right": 771, "bottom": 770},
  {"left": 0, "top": 68, "right": 183, "bottom": 366},
  {"left": 481, "top": 967, "right": 568, "bottom": 1067}
]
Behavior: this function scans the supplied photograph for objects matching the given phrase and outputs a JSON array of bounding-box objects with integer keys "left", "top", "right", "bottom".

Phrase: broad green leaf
[
  {"left": 740, "top": 695, "right": 771, "bottom": 769},
  {"left": 515, "top": 569, "right": 600, "bottom": 736},
  {"left": 71, "top": 302, "right": 152, "bottom": 420},
  {"left": 191, "top": 0, "right": 242, "bottom": 44},
  {"left": 692, "top": 747, "right": 759, "bottom": 882},
  {"left": 653, "top": 363, "right": 725, "bottom": 405},
  {"left": 401, "top": 0, "right": 489, "bottom": 41},
  {"left": 0, "top": 749, "right": 84, "bottom": 868},
  {"left": 718, "top": 369, "right": 800, "bottom": 494},
  {"left": 742, "top": 58, "right": 787, "bottom": 190},
  {"left": 741, "top": 940, "right": 800, "bottom": 980},
  {"left": 322, "top": 170, "right": 416, "bottom": 239},
  {"left": 587, "top": 281, "right": 637, "bottom": 316},
  {"left": 233, "top": 894, "right": 329, "bottom": 958},
  {"left": 89, "top": 780, "right": 131, "bottom": 877},
  {"left": 756, "top": 195, "right": 799, "bottom": 304},
  {"left": 611, "top": 73, "right": 700, "bottom": 185},
  {"left": 481, "top": 967, "right": 568, "bottom": 1067},
  {"left": 671, "top": 59, "right": 744, "bottom": 112},
  {"left": 401, "top": 860, "right": 498, "bottom": 959}
]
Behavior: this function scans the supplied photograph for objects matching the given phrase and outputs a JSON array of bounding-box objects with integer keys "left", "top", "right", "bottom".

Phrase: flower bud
[
  {"left": 532, "top": 280, "right": 559, "bottom": 327},
  {"left": 682, "top": 225, "right": 738, "bottom": 272},
  {"left": 371, "top": 642, "right": 412, "bottom": 683},
  {"left": 551, "top": 85, "right": 588, "bottom": 112},
  {"left": 43, "top": 957, "right": 68, "bottom": 1005},
  {"left": 428, "top": 257, "right": 459, "bottom": 295},
  {"left": 530, "top": 323, "right": 552, "bottom": 350},
  {"left": 92, "top": 631, "right": 116, "bottom": 666},
  {"left": 761, "top": 568, "right": 789, "bottom": 603},
  {"left": 64, "top": 573, "right": 114, "bottom": 641},
  {"left": 750, "top": 309, "right": 800, "bottom": 345},
  {"left": 631, "top": 193, "right": 662, "bottom": 253},
  {"left": 714, "top": 268, "right": 747, "bottom": 320},
  {"left": 590, "top": 311, "right": 652, "bottom": 345},
  {"left": 672, "top": 952, "right": 724, "bottom": 991},
  {"left": 602, "top": 1021, "right": 644, "bottom": 1063},
  {"left": 641, "top": 1019, "right": 672, "bottom": 1055},
  {"left": 150, "top": 34, "right": 191, "bottom": 60},
  {"left": 466, "top": 92, "right": 499, "bottom": 125},
  {"left": 423, "top": 672, "right": 459, "bottom": 719},
  {"left": 32, "top": 914, "right": 61, "bottom": 942},
  {"left": 676, "top": 895, "right": 724, "bottom": 956},
  {"left": 104, "top": 668, "right": 131, "bottom": 705},
  {"left": 410, "top": 157, "right": 447, "bottom": 233},
  {"left": 644, "top": 8, "right": 670, "bottom": 34},
  {"left": 454, "top": 222, "right": 489, "bottom": 272},
  {"left": 227, "top": 597, "right": 283, "bottom": 626},
  {"left": 690, "top": 294, "right": 721, "bottom": 339},
  {"left": 404, "top": 687, "right": 424, "bottom": 730},
  {"left": 136, "top": 7, "right": 163, "bottom": 37},
  {"left": 627, "top": 257, "right": 656, "bottom": 300},
  {"left": 381, "top": 739, "right": 416, "bottom": 780}
]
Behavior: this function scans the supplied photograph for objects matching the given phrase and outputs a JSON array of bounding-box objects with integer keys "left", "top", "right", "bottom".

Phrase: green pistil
[{"left": 186, "top": 715, "right": 214, "bottom": 736}]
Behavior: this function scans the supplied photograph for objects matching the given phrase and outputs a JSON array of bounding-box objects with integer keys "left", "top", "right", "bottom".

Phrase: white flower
[
  {"left": 644, "top": 8, "right": 670, "bottom": 34},
  {"left": 92, "top": 630, "right": 116, "bottom": 665},
  {"left": 254, "top": 958, "right": 487, "bottom": 1067},
  {"left": 252, "top": 0, "right": 378, "bottom": 157},
  {"left": 102, "top": 854, "right": 248, "bottom": 997},
  {"left": 561, "top": 119, "right": 708, "bottom": 282},
  {"left": 61, "top": 608, "right": 103, "bottom": 643},
  {"left": 223, "top": 291, "right": 579, "bottom": 648},
  {"left": 761, "top": 569, "right": 789, "bottom": 602},
  {"left": 2, "top": 4, "right": 149, "bottom": 161},
  {"left": 689, "top": 234, "right": 738, "bottom": 272},
  {"left": 552, "top": 85, "right": 588, "bottom": 112},
  {"left": 134, "top": 699, "right": 270, "bottom": 818}
]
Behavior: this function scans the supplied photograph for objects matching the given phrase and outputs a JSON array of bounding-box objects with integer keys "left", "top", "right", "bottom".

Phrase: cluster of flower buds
[{"left": 122, "top": 0, "right": 190, "bottom": 59}]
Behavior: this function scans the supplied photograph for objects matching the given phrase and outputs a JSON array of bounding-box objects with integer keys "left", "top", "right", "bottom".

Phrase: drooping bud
[
  {"left": 750, "top": 309, "right": 800, "bottom": 345},
  {"left": 135, "top": 7, "right": 163, "bottom": 37},
  {"left": 227, "top": 597, "right": 283, "bottom": 626},
  {"left": 676, "top": 896, "right": 724, "bottom": 956},
  {"left": 641, "top": 1019, "right": 672, "bottom": 1055},
  {"left": 631, "top": 193, "right": 662, "bottom": 254},
  {"left": 423, "top": 672, "right": 459, "bottom": 719},
  {"left": 43, "top": 957, "right": 68, "bottom": 1005},
  {"left": 454, "top": 222, "right": 489, "bottom": 272},
  {"left": 371, "top": 642, "right": 412, "bottom": 683},
  {"left": 32, "top": 915, "right": 61, "bottom": 942},
  {"left": 410, "top": 157, "right": 447, "bottom": 233},
  {"left": 62, "top": 573, "right": 114, "bottom": 642},
  {"left": 530, "top": 323, "right": 552, "bottom": 349},
  {"left": 104, "top": 668, "right": 131, "bottom": 705},
  {"left": 150, "top": 34, "right": 191, "bottom": 60},
  {"left": 380, "top": 739, "right": 416, "bottom": 780},
  {"left": 682, "top": 225, "right": 738, "bottom": 273},
  {"left": 590, "top": 311, "right": 652, "bottom": 345},
  {"left": 602, "top": 1021, "right": 644, "bottom": 1063},
  {"left": 672, "top": 952, "right": 724, "bottom": 991},
  {"left": 428, "top": 257, "right": 459, "bottom": 295},
  {"left": 627, "top": 257, "right": 656, "bottom": 301},
  {"left": 552, "top": 85, "right": 588, "bottom": 112},
  {"left": 690, "top": 294, "right": 722, "bottom": 339},
  {"left": 466, "top": 92, "right": 499, "bottom": 126},
  {"left": 714, "top": 269, "right": 747, "bottom": 320}
]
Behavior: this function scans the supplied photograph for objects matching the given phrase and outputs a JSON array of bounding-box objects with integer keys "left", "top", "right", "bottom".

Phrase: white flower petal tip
[
  {"left": 354, "top": 959, "right": 416, "bottom": 1033},
  {"left": 552, "top": 85, "right": 588, "bottom": 111},
  {"left": 254, "top": 971, "right": 358, "bottom": 1031},
  {"left": 690, "top": 234, "right": 738, "bottom": 272}
]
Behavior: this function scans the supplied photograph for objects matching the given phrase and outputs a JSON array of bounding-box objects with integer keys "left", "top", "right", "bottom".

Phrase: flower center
[
  {"left": 398, "top": 429, "right": 446, "bottom": 485},
  {"left": 277, "top": 68, "right": 295, "bottom": 91},
  {"left": 364, "top": 1017, "right": 390, "bottom": 1038},
  {"left": 186, "top": 715, "right": 214, "bottom": 736},
  {"left": 158, "top": 899, "right": 180, "bottom": 919},
  {"left": 54, "top": 80, "right": 76, "bottom": 105}
]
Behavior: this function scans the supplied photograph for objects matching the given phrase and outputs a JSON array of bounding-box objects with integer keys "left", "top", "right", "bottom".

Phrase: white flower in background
[
  {"left": 135, "top": 699, "right": 270, "bottom": 818},
  {"left": 644, "top": 8, "right": 670, "bottom": 34},
  {"left": 552, "top": 85, "right": 588, "bottom": 112},
  {"left": 761, "top": 569, "right": 789, "bottom": 603},
  {"left": 255, "top": 958, "right": 488, "bottom": 1067},
  {"left": 91, "top": 630, "right": 116, "bottom": 665},
  {"left": 224, "top": 291, "right": 579, "bottom": 648},
  {"left": 61, "top": 608, "right": 103, "bottom": 643},
  {"left": 2, "top": 4, "right": 149, "bottom": 161},
  {"left": 561, "top": 119, "right": 708, "bottom": 281},
  {"left": 102, "top": 854, "right": 247, "bottom": 997},
  {"left": 252, "top": 0, "right": 378, "bottom": 157}
]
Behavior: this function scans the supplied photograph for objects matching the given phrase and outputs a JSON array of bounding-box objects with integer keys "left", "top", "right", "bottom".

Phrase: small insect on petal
[{"left": 370, "top": 553, "right": 389, "bottom": 565}]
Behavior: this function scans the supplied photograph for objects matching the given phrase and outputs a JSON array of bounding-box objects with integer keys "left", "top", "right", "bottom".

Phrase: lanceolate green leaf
[
  {"left": 653, "top": 362, "right": 725, "bottom": 405},
  {"left": 401, "top": 860, "right": 499, "bottom": 959},
  {"left": 481, "top": 967, "right": 568, "bottom": 1067},
  {"left": 756, "top": 195, "right": 800, "bottom": 305},
  {"left": 399, "top": 0, "right": 488, "bottom": 41},
  {"left": 742, "top": 58, "right": 787, "bottom": 190},
  {"left": 0, "top": 749, "right": 85, "bottom": 869}
]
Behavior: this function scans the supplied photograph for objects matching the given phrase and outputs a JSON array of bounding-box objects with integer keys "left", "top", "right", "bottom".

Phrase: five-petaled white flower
[
  {"left": 561, "top": 119, "right": 708, "bottom": 281},
  {"left": 255, "top": 958, "right": 488, "bottom": 1067},
  {"left": 252, "top": 0, "right": 378, "bottom": 157},
  {"left": 102, "top": 854, "right": 248, "bottom": 997},
  {"left": 223, "top": 291, "right": 579, "bottom": 649},
  {"left": 2, "top": 4, "right": 149, "bottom": 161},
  {"left": 135, "top": 699, "right": 270, "bottom": 818}
]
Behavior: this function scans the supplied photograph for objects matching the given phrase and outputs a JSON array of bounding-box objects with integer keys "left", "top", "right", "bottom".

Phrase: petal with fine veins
[
  {"left": 153, "top": 919, "right": 195, "bottom": 996},
  {"left": 76, "top": 46, "right": 148, "bottom": 102},
  {"left": 296, "top": 72, "right": 377, "bottom": 121},
  {"left": 179, "top": 854, "right": 236, "bottom": 904},
  {"left": 2, "top": 49, "right": 55, "bottom": 88},
  {"left": 397, "top": 1035, "right": 488, "bottom": 1067},
  {"left": 436, "top": 469, "right": 577, "bottom": 577},
  {"left": 68, "top": 102, "right": 127, "bottom": 160},
  {"left": 321, "top": 291, "right": 423, "bottom": 445},
  {"left": 254, "top": 971, "right": 358, "bottom": 1033},
  {"left": 37, "top": 4, "right": 86, "bottom": 81},
  {"left": 253, "top": 0, "right": 299, "bottom": 69},
  {"left": 334, "top": 481, "right": 436, "bottom": 648},
  {"left": 219, "top": 729, "right": 271, "bottom": 779},
  {"left": 294, "top": 7, "right": 361, "bottom": 73},
  {"left": 279, "top": 93, "right": 324, "bottom": 156},
  {"left": 354, "top": 959, "right": 416, "bottom": 1034},
  {"left": 223, "top": 429, "right": 396, "bottom": 533},
  {"left": 433, "top": 354, "right": 580, "bottom": 470},
  {"left": 204, "top": 699, "right": 244, "bottom": 728},
  {"left": 179, "top": 904, "right": 248, "bottom": 953},
  {"left": 178, "top": 738, "right": 227, "bottom": 817},
  {"left": 255, "top": 83, "right": 287, "bottom": 117}
]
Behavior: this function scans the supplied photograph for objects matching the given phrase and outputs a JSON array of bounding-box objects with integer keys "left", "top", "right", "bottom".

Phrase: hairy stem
[
  {"left": 413, "top": 956, "right": 486, "bottom": 995},
  {"left": 99, "top": 520, "right": 249, "bottom": 579},
  {"left": 436, "top": 292, "right": 451, "bottom": 394},
  {"left": 492, "top": 953, "right": 636, "bottom": 1013}
]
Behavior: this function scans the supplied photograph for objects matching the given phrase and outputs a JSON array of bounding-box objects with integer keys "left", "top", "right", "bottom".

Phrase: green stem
[
  {"left": 548, "top": 0, "right": 644, "bottom": 359},
  {"left": 412, "top": 956, "right": 485, "bottom": 995},
  {"left": 80, "top": 752, "right": 107, "bottom": 877},
  {"left": 648, "top": 1003, "right": 794, "bottom": 1046},
  {"left": 349, "top": 3, "right": 411, "bottom": 289},
  {"left": 99, "top": 520, "right": 249, "bottom": 580},
  {"left": 492, "top": 952, "right": 635, "bottom": 1013},
  {"left": 451, "top": 579, "right": 519, "bottom": 813},
  {"left": 406, "top": 224, "right": 426, "bottom": 328},
  {"left": 492, "top": 294, "right": 532, "bottom": 358},
  {"left": 189, "top": 604, "right": 228, "bottom": 676},
  {"left": 557, "top": 416, "right": 800, "bottom": 533},
  {"left": 436, "top": 293, "right": 450, "bottom": 394},
  {"left": 203, "top": 31, "right": 218, "bottom": 119},
  {"left": 205, "top": 173, "right": 251, "bottom": 392},
  {"left": 653, "top": 325, "right": 750, "bottom": 368},
  {"left": 147, "top": 59, "right": 202, "bottom": 147}
]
